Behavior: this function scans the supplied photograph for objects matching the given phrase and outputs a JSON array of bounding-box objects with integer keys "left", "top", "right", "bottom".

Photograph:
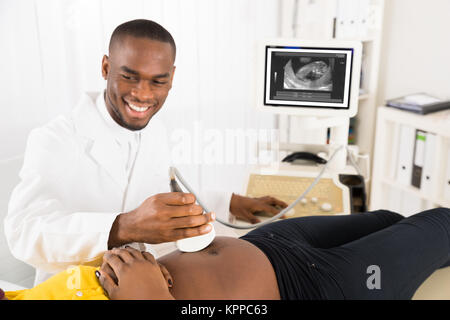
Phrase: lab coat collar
[
  {"left": 70, "top": 92, "right": 131, "bottom": 190},
  {"left": 71, "top": 92, "right": 167, "bottom": 192},
  {"left": 95, "top": 91, "right": 144, "bottom": 143}
]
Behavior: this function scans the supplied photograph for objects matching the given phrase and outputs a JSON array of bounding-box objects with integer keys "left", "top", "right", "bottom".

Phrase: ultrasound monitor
[{"left": 256, "top": 39, "right": 362, "bottom": 118}]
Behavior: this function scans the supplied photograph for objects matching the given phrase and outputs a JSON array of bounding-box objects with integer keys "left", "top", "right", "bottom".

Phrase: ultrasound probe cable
[{"left": 170, "top": 145, "right": 349, "bottom": 230}]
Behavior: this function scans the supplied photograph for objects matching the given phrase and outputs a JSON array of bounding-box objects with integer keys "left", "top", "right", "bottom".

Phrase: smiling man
[
  {"left": 102, "top": 27, "right": 176, "bottom": 131},
  {"left": 4, "top": 19, "right": 287, "bottom": 286}
]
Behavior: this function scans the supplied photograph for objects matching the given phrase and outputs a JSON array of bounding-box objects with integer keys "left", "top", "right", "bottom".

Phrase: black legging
[{"left": 241, "top": 208, "right": 450, "bottom": 299}]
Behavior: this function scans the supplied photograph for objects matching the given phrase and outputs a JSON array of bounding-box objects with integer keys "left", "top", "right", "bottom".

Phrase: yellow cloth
[{"left": 5, "top": 266, "right": 108, "bottom": 300}]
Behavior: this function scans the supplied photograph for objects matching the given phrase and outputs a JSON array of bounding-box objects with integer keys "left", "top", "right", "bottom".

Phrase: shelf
[
  {"left": 335, "top": 37, "right": 375, "bottom": 43},
  {"left": 371, "top": 104, "right": 450, "bottom": 213},
  {"left": 378, "top": 106, "right": 450, "bottom": 138},
  {"left": 378, "top": 178, "right": 450, "bottom": 208},
  {"left": 358, "top": 94, "right": 370, "bottom": 101}
]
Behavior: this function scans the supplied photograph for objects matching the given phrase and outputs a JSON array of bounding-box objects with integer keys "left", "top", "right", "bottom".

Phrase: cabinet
[
  {"left": 370, "top": 106, "right": 450, "bottom": 215},
  {"left": 334, "top": 0, "right": 385, "bottom": 159},
  {"left": 278, "top": 0, "right": 385, "bottom": 194}
]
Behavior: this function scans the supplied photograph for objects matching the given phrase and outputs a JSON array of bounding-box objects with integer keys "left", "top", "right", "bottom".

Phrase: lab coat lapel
[
  {"left": 89, "top": 137, "right": 128, "bottom": 190},
  {"left": 72, "top": 92, "right": 128, "bottom": 191},
  {"left": 121, "top": 117, "right": 171, "bottom": 210}
]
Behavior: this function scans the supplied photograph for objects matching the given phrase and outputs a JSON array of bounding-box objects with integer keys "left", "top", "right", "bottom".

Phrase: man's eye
[
  {"left": 122, "top": 75, "right": 137, "bottom": 81},
  {"left": 154, "top": 81, "right": 167, "bottom": 85}
]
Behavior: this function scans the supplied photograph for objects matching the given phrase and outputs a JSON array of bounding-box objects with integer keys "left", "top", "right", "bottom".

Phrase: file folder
[
  {"left": 388, "top": 124, "right": 401, "bottom": 180},
  {"left": 420, "top": 133, "right": 437, "bottom": 198},
  {"left": 396, "top": 125, "right": 415, "bottom": 186},
  {"left": 411, "top": 130, "right": 426, "bottom": 188}
]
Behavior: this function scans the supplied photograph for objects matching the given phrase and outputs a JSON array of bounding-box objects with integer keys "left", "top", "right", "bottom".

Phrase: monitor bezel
[{"left": 256, "top": 39, "right": 362, "bottom": 118}]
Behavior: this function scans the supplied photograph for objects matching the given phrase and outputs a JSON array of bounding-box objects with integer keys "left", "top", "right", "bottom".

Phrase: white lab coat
[{"left": 4, "top": 92, "right": 232, "bottom": 285}]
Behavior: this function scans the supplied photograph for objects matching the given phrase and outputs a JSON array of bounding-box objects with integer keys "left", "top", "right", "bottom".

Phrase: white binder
[
  {"left": 356, "top": 0, "right": 370, "bottom": 39},
  {"left": 388, "top": 124, "right": 401, "bottom": 180},
  {"left": 396, "top": 125, "right": 415, "bottom": 186},
  {"left": 336, "top": 0, "right": 358, "bottom": 38},
  {"left": 420, "top": 133, "right": 437, "bottom": 197}
]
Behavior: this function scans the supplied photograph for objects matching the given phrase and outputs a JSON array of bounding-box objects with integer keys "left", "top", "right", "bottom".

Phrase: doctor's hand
[
  {"left": 229, "top": 193, "right": 289, "bottom": 224},
  {"left": 108, "top": 192, "right": 215, "bottom": 248}
]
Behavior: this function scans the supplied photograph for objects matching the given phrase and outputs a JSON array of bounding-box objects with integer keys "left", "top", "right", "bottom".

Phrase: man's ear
[
  {"left": 168, "top": 65, "right": 176, "bottom": 89},
  {"left": 101, "top": 55, "right": 110, "bottom": 80},
  {"left": 171, "top": 65, "right": 176, "bottom": 80}
]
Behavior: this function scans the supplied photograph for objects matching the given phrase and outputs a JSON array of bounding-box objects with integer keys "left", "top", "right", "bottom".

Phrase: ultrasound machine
[{"left": 230, "top": 38, "right": 366, "bottom": 229}]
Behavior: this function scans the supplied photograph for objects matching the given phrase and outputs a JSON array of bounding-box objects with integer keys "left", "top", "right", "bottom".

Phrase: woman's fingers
[
  {"left": 100, "top": 260, "right": 118, "bottom": 284},
  {"left": 97, "top": 270, "right": 117, "bottom": 298},
  {"left": 123, "top": 245, "right": 145, "bottom": 260},
  {"left": 103, "top": 251, "right": 126, "bottom": 275},
  {"left": 141, "top": 251, "right": 172, "bottom": 287},
  {"left": 157, "top": 262, "right": 173, "bottom": 288},
  {"left": 142, "top": 251, "right": 157, "bottom": 264},
  {"left": 110, "top": 248, "right": 135, "bottom": 263},
  {"left": 0, "top": 288, "right": 7, "bottom": 300}
]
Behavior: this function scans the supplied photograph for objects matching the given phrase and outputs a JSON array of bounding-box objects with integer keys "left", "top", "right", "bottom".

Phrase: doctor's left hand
[{"left": 229, "top": 193, "right": 289, "bottom": 224}]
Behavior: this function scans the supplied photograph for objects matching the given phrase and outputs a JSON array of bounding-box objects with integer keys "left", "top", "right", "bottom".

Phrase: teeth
[{"left": 128, "top": 103, "right": 150, "bottom": 112}]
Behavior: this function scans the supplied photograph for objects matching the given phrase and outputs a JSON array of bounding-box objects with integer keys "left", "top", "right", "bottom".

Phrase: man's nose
[{"left": 131, "top": 81, "right": 155, "bottom": 102}]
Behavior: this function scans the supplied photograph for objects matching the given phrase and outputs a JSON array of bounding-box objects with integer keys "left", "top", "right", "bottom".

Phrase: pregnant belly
[{"left": 157, "top": 236, "right": 280, "bottom": 300}]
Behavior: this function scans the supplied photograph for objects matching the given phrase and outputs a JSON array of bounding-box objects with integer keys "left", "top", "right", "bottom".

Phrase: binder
[
  {"left": 420, "top": 132, "right": 437, "bottom": 197},
  {"left": 411, "top": 130, "right": 426, "bottom": 188},
  {"left": 396, "top": 125, "right": 415, "bottom": 186},
  {"left": 386, "top": 93, "right": 450, "bottom": 115},
  {"left": 356, "top": 0, "right": 370, "bottom": 39},
  {"left": 335, "top": 0, "right": 347, "bottom": 38},
  {"left": 336, "top": 0, "right": 357, "bottom": 38},
  {"left": 345, "top": 0, "right": 357, "bottom": 38},
  {"left": 388, "top": 124, "right": 401, "bottom": 180}
]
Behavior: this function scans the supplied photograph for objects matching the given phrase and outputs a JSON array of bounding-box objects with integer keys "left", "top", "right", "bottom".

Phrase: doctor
[{"left": 4, "top": 19, "right": 287, "bottom": 285}]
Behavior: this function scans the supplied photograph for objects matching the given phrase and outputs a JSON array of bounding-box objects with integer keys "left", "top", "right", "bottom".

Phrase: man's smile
[{"left": 123, "top": 98, "right": 157, "bottom": 118}]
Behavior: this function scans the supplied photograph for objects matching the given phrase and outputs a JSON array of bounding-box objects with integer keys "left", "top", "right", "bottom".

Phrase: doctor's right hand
[{"left": 108, "top": 192, "right": 215, "bottom": 248}]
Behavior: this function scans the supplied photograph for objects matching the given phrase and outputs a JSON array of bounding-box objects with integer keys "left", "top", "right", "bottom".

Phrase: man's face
[{"left": 101, "top": 36, "right": 176, "bottom": 131}]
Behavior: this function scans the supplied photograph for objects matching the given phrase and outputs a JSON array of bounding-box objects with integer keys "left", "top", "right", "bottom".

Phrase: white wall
[{"left": 377, "top": 0, "right": 450, "bottom": 104}]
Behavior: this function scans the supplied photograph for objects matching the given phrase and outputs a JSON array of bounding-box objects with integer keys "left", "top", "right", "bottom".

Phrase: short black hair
[{"left": 109, "top": 19, "right": 176, "bottom": 60}]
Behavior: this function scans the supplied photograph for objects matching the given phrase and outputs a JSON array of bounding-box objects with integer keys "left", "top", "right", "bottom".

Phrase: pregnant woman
[{"left": 4, "top": 208, "right": 450, "bottom": 300}]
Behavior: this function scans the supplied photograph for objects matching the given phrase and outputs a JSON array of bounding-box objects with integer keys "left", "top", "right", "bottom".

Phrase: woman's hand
[
  {"left": 98, "top": 247, "right": 175, "bottom": 300},
  {"left": 0, "top": 288, "right": 7, "bottom": 300}
]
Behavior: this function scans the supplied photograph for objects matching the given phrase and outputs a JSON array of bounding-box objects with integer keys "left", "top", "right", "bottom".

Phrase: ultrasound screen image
[
  {"left": 283, "top": 58, "right": 334, "bottom": 91},
  {"left": 265, "top": 47, "right": 352, "bottom": 107}
]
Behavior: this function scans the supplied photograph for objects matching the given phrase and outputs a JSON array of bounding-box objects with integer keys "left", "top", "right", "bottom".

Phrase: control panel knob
[
  {"left": 285, "top": 208, "right": 296, "bottom": 217},
  {"left": 320, "top": 203, "right": 332, "bottom": 212}
]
